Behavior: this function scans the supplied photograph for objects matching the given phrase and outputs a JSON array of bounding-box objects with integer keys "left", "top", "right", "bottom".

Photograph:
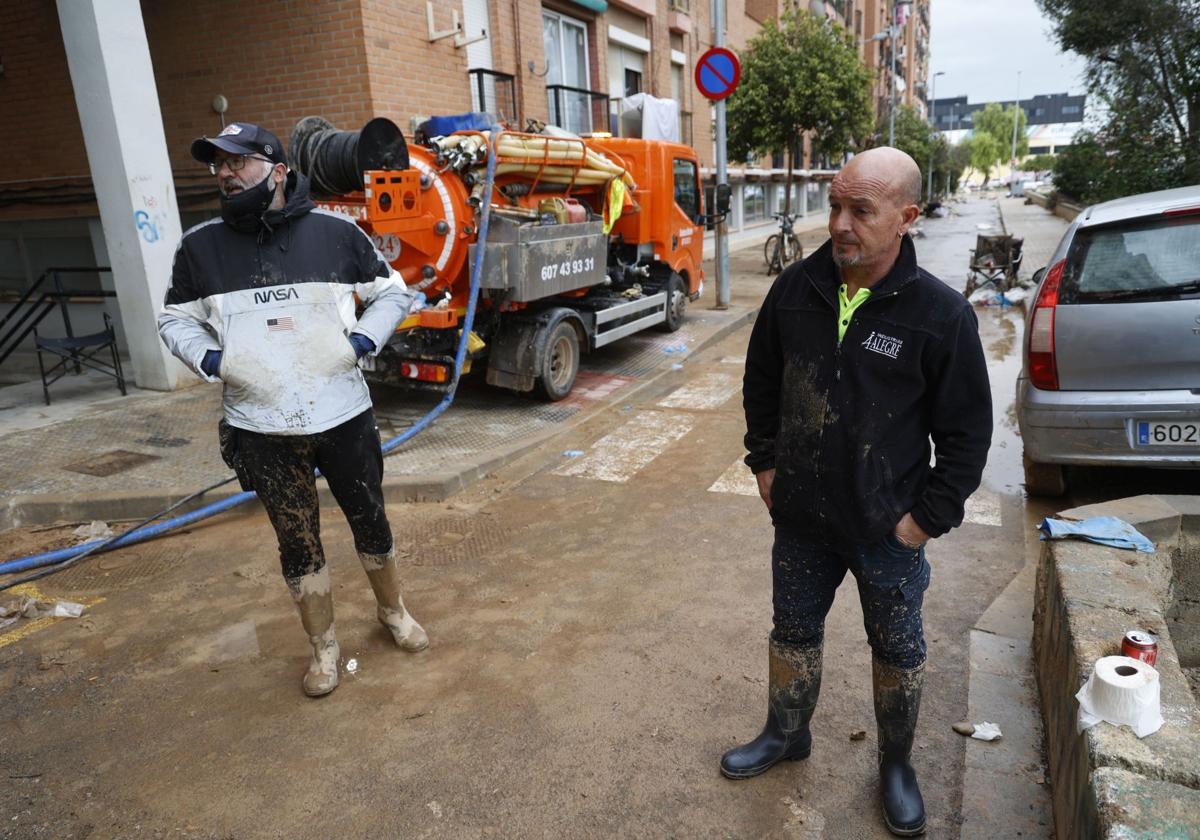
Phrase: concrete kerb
[
  {"left": 1032, "top": 494, "right": 1200, "bottom": 840},
  {"left": 0, "top": 303, "right": 762, "bottom": 539}
]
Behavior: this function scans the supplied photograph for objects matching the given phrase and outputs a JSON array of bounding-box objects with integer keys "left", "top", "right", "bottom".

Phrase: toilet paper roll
[{"left": 1075, "top": 655, "right": 1164, "bottom": 738}]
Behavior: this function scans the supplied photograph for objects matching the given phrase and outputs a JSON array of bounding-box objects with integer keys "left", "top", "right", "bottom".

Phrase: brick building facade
[{"left": 0, "top": 0, "right": 929, "bottom": 300}]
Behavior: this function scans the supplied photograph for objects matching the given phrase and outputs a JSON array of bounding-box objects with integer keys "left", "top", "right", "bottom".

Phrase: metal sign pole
[{"left": 714, "top": 0, "right": 730, "bottom": 309}]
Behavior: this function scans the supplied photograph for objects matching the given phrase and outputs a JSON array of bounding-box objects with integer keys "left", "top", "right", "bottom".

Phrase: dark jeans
[
  {"left": 772, "top": 526, "right": 932, "bottom": 670},
  {"left": 236, "top": 409, "right": 392, "bottom": 581}
]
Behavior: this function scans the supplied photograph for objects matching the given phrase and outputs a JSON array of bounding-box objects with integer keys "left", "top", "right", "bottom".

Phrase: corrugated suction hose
[{"left": 290, "top": 116, "right": 411, "bottom": 196}]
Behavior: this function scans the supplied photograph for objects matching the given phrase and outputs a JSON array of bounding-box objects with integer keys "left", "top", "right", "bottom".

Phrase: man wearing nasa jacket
[{"left": 159, "top": 122, "right": 427, "bottom": 698}]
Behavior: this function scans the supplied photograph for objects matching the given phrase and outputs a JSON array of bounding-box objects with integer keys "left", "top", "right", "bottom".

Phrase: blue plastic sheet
[{"left": 1038, "top": 515, "right": 1155, "bottom": 553}]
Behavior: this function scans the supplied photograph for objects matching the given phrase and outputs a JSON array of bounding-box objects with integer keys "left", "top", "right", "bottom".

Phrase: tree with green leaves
[
  {"left": 881, "top": 104, "right": 932, "bottom": 194},
  {"left": 1037, "top": 0, "right": 1200, "bottom": 197},
  {"left": 962, "top": 131, "right": 1006, "bottom": 185},
  {"left": 726, "top": 9, "right": 874, "bottom": 212},
  {"left": 1051, "top": 132, "right": 1107, "bottom": 202},
  {"left": 970, "top": 102, "right": 1029, "bottom": 180},
  {"left": 1024, "top": 153, "right": 1058, "bottom": 174}
]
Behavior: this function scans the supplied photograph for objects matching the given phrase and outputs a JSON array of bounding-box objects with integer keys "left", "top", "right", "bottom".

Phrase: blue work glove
[
  {"left": 348, "top": 333, "right": 376, "bottom": 359},
  {"left": 201, "top": 349, "right": 222, "bottom": 378},
  {"left": 410, "top": 291, "right": 427, "bottom": 313}
]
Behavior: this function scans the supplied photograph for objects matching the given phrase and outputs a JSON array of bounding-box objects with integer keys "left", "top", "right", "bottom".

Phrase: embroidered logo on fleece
[{"left": 861, "top": 331, "right": 903, "bottom": 360}]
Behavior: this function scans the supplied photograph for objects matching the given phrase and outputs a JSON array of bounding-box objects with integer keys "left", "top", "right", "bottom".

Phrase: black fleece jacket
[{"left": 743, "top": 235, "right": 992, "bottom": 543}]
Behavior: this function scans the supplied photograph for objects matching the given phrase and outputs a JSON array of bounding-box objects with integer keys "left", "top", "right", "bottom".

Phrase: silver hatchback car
[{"left": 1017, "top": 185, "right": 1200, "bottom": 495}]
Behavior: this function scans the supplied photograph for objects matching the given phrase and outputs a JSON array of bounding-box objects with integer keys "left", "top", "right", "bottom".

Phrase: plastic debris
[
  {"left": 663, "top": 343, "right": 687, "bottom": 354},
  {"left": 51, "top": 602, "right": 84, "bottom": 618},
  {"left": 346, "top": 658, "right": 358, "bottom": 674},
  {"left": 1001, "top": 286, "right": 1028, "bottom": 305},
  {"left": 0, "top": 595, "right": 86, "bottom": 626},
  {"left": 1038, "top": 515, "right": 1155, "bottom": 553},
  {"left": 953, "top": 721, "right": 1003, "bottom": 741},
  {"left": 671, "top": 363, "right": 684, "bottom": 370},
  {"left": 72, "top": 520, "right": 114, "bottom": 543},
  {"left": 562, "top": 450, "right": 584, "bottom": 458},
  {"left": 968, "top": 288, "right": 1026, "bottom": 307},
  {"left": 971, "top": 722, "right": 1003, "bottom": 741}
]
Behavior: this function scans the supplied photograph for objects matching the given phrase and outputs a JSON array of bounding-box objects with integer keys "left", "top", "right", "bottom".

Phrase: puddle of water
[{"left": 978, "top": 306, "right": 1026, "bottom": 497}]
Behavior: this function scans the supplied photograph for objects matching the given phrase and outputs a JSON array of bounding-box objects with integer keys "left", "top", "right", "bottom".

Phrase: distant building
[{"left": 930, "top": 92, "right": 1086, "bottom": 154}]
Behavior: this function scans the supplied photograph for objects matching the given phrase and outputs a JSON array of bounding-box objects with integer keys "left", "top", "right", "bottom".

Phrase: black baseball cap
[{"left": 191, "top": 122, "right": 287, "bottom": 167}]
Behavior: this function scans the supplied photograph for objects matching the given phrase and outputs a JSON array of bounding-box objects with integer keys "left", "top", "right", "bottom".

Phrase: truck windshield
[{"left": 1065, "top": 214, "right": 1200, "bottom": 301}]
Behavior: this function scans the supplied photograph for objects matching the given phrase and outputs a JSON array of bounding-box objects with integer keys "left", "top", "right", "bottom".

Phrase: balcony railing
[
  {"left": 546, "top": 84, "right": 610, "bottom": 135},
  {"left": 668, "top": 0, "right": 690, "bottom": 11},
  {"left": 468, "top": 68, "right": 517, "bottom": 123}
]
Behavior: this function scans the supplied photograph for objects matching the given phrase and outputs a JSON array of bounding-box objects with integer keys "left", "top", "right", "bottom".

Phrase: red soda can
[{"left": 1121, "top": 630, "right": 1158, "bottom": 667}]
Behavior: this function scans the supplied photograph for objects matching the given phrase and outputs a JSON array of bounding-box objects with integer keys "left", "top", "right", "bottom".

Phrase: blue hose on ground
[{"left": 0, "top": 129, "right": 502, "bottom": 584}]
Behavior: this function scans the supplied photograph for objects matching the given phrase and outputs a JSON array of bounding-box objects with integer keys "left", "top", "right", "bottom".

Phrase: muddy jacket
[
  {"left": 158, "top": 173, "right": 416, "bottom": 435},
  {"left": 743, "top": 236, "right": 991, "bottom": 543}
]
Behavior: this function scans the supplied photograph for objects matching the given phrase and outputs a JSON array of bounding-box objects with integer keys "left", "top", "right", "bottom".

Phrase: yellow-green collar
[{"left": 837, "top": 283, "right": 871, "bottom": 343}]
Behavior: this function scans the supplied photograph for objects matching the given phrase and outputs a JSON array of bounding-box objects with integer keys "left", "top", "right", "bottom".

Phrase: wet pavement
[{"left": 5, "top": 195, "right": 1179, "bottom": 839}]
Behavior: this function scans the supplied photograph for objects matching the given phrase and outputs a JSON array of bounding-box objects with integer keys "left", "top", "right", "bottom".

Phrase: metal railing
[
  {"left": 0, "top": 267, "right": 114, "bottom": 370},
  {"left": 467, "top": 68, "right": 517, "bottom": 123},
  {"left": 546, "top": 84, "right": 610, "bottom": 135}
]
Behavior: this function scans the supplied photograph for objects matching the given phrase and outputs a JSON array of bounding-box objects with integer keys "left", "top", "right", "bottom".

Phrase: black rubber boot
[
  {"left": 720, "top": 639, "right": 821, "bottom": 780},
  {"left": 873, "top": 658, "right": 927, "bottom": 836}
]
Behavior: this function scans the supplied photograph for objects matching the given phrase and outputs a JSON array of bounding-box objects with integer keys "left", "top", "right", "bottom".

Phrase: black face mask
[{"left": 219, "top": 171, "right": 278, "bottom": 233}]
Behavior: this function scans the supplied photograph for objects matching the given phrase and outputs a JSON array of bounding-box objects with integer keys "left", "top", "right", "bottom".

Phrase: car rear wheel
[{"left": 1023, "top": 452, "right": 1067, "bottom": 497}]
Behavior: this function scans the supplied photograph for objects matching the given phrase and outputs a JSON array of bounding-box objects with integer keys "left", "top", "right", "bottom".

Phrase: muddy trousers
[
  {"left": 773, "top": 527, "right": 930, "bottom": 834},
  {"left": 771, "top": 526, "right": 931, "bottom": 670},
  {"left": 235, "top": 409, "right": 392, "bottom": 581}
]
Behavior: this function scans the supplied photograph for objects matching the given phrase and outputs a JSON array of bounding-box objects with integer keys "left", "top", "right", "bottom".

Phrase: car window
[{"left": 1065, "top": 215, "right": 1199, "bottom": 298}]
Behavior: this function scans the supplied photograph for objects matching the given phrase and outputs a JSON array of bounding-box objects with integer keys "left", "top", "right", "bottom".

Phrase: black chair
[{"left": 34, "top": 313, "right": 127, "bottom": 405}]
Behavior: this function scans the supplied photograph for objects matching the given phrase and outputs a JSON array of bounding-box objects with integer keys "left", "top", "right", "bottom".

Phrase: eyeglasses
[{"left": 209, "top": 154, "right": 273, "bottom": 175}]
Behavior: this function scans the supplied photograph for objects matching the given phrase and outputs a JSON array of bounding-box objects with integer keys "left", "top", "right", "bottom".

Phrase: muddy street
[{"left": 2, "top": 196, "right": 1094, "bottom": 839}]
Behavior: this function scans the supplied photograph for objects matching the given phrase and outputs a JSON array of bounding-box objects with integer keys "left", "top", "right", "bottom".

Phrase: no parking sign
[{"left": 694, "top": 47, "right": 741, "bottom": 101}]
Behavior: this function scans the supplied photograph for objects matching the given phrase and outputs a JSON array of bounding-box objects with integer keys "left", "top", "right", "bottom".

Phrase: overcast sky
[{"left": 928, "top": 0, "right": 1089, "bottom": 105}]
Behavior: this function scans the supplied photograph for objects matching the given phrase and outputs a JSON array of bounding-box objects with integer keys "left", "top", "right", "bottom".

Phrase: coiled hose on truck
[{"left": 0, "top": 129, "right": 502, "bottom": 592}]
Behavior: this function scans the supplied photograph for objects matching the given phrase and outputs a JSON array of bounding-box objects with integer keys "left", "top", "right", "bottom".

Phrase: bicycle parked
[{"left": 764, "top": 212, "right": 803, "bottom": 275}]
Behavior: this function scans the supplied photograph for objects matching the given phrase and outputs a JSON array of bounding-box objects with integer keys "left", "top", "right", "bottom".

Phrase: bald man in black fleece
[{"left": 721, "top": 147, "right": 991, "bottom": 837}]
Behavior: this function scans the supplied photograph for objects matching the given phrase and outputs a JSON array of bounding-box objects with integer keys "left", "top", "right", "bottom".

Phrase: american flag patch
[{"left": 267, "top": 317, "right": 295, "bottom": 332}]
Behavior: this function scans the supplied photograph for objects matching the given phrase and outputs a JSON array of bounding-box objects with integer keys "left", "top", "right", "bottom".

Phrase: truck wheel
[
  {"left": 657, "top": 273, "right": 687, "bottom": 333},
  {"left": 1023, "top": 452, "right": 1067, "bottom": 497},
  {"left": 534, "top": 319, "right": 580, "bottom": 401}
]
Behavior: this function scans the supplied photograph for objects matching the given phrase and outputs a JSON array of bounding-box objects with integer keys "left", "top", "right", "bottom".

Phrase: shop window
[{"left": 743, "top": 184, "right": 766, "bottom": 222}]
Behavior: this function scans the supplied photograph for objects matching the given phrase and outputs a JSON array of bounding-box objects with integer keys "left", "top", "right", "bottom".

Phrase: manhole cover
[
  {"left": 62, "top": 449, "right": 160, "bottom": 477},
  {"left": 396, "top": 513, "right": 511, "bottom": 567},
  {"left": 51, "top": 541, "right": 189, "bottom": 591}
]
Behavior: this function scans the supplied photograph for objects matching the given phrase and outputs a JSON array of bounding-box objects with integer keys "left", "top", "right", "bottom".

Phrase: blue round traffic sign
[{"left": 695, "top": 47, "right": 741, "bottom": 101}]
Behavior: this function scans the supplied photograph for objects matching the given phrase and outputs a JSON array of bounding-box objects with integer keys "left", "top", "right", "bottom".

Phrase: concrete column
[
  {"left": 86, "top": 219, "right": 129, "bottom": 356},
  {"left": 58, "top": 0, "right": 186, "bottom": 391},
  {"left": 799, "top": 177, "right": 809, "bottom": 217}
]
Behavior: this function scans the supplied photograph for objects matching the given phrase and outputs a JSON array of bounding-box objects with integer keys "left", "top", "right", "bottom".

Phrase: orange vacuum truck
[{"left": 289, "top": 117, "right": 721, "bottom": 400}]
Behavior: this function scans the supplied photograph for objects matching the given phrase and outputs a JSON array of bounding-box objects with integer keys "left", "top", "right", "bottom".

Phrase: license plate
[{"left": 1136, "top": 421, "right": 1200, "bottom": 446}]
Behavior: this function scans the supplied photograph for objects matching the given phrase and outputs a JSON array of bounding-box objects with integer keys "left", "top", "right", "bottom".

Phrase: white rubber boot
[
  {"left": 288, "top": 567, "right": 340, "bottom": 697},
  {"left": 359, "top": 549, "right": 429, "bottom": 652}
]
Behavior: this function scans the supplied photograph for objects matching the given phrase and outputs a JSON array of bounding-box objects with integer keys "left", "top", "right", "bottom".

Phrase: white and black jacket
[{"left": 159, "top": 173, "right": 416, "bottom": 435}]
